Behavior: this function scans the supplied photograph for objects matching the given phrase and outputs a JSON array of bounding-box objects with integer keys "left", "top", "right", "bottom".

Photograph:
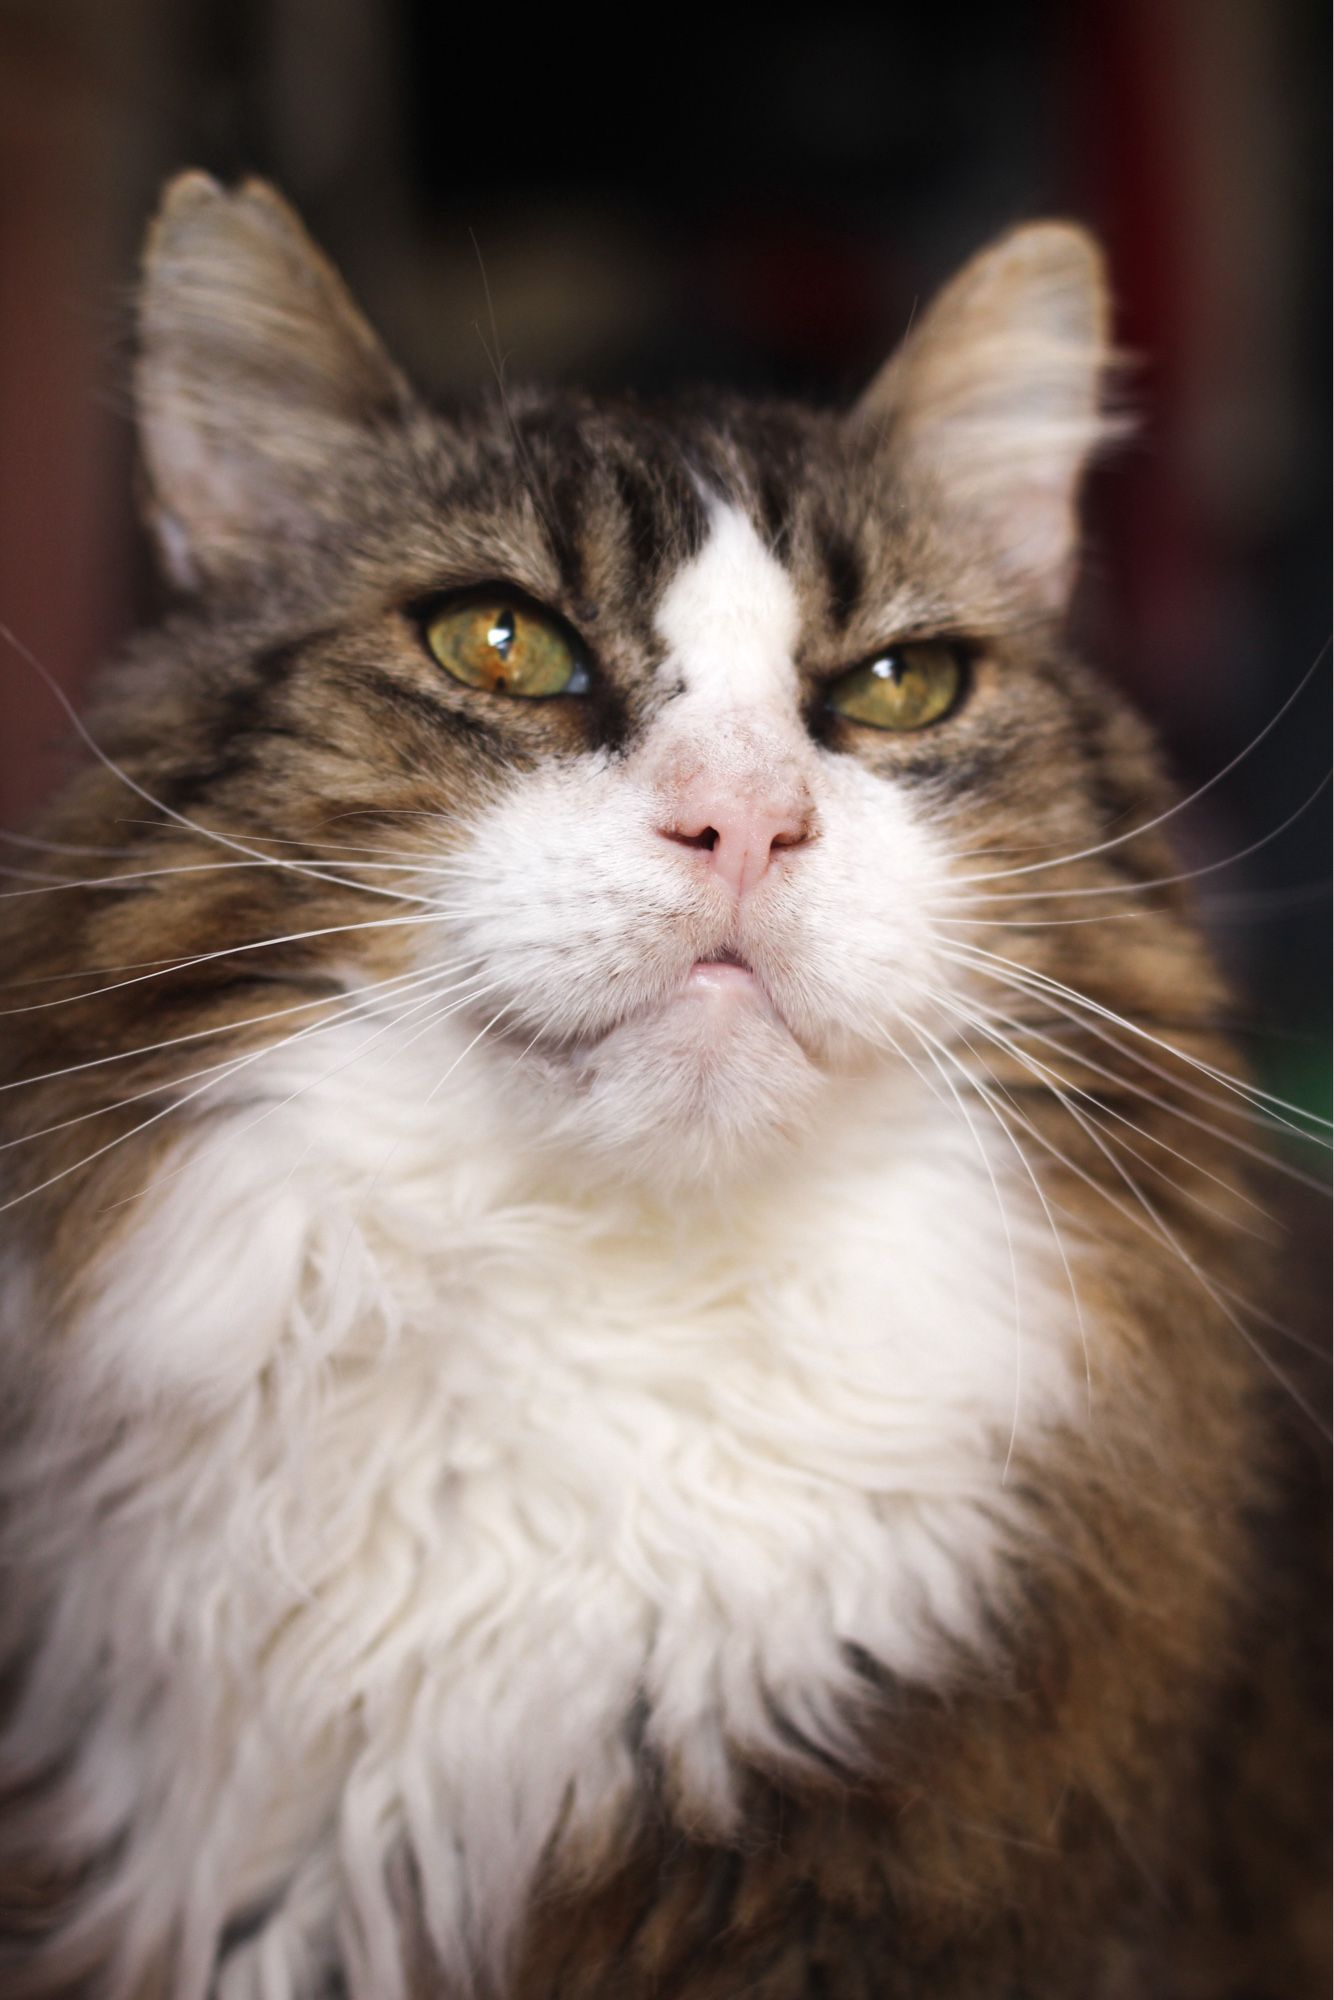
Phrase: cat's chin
[{"left": 533, "top": 964, "right": 823, "bottom": 1188}]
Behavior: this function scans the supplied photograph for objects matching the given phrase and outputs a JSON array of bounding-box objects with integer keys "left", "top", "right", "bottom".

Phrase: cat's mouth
[
  {"left": 685, "top": 949, "right": 757, "bottom": 989},
  {"left": 486, "top": 941, "right": 805, "bottom": 1073},
  {"left": 576, "top": 943, "right": 803, "bottom": 1066}
]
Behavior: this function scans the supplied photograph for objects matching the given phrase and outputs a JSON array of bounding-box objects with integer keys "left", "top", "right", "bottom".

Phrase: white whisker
[
  {"left": 0, "top": 857, "right": 440, "bottom": 903},
  {"left": 905, "top": 1009, "right": 1093, "bottom": 1417},
  {"left": 0, "top": 621, "right": 438, "bottom": 909},
  {"left": 947, "top": 646, "right": 1328, "bottom": 888},
  {"left": 919, "top": 997, "right": 1329, "bottom": 1436},
  {"left": 939, "top": 940, "right": 1332, "bottom": 1137},
  {"left": 932, "top": 993, "right": 1274, "bottom": 1239},
  {"left": 0, "top": 956, "right": 485, "bottom": 1096},
  {"left": 0, "top": 910, "right": 472, "bottom": 1020},
  {"left": 946, "top": 991, "right": 1327, "bottom": 1197},
  {"left": 94, "top": 973, "right": 506, "bottom": 1218},
  {"left": 895, "top": 1015, "right": 1027, "bottom": 1484},
  {"left": 0, "top": 961, "right": 487, "bottom": 1149},
  {"left": 945, "top": 770, "right": 1329, "bottom": 905}
]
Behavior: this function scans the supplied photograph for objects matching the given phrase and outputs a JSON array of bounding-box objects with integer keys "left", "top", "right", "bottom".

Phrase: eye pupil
[{"left": 487, "top": 609, "right": 516, "bottom": 659}]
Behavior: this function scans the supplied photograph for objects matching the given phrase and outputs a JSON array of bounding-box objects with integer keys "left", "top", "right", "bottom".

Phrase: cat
[{"left": 0, "top": 172, "right": 1325, "bottom": 2000}]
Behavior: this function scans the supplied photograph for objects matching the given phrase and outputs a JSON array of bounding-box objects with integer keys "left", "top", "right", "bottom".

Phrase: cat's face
[
  {"left": 423, "top": 485, "right": 954, "bottom": 1177},
  {"left": 94, "top": 176, "right": 1180, "bottom": 1188}
]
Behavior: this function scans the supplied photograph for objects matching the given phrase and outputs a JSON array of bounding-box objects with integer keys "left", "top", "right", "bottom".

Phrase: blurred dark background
[{"left": 0, "top": 0, "right": 1328, "bottom": 1125}]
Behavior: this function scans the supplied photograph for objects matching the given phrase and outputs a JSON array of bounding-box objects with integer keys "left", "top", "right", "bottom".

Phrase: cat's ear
[
  {"left": 135, "top": 172, "right": 413, "bottom": 590},
  {"left": 854, "top": 223, "right": 1117, "bottom": 612}
]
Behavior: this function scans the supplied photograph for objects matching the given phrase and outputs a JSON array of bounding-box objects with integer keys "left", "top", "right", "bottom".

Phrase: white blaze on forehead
[{"left": 653, "top": 502, "right": 800, "bottom": 711}]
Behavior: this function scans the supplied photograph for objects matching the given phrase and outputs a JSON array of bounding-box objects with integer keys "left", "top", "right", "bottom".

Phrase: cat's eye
[
  {"left": 424, "top": 596, "right": 591, "bottom": 700},
  {"left": 826, "top": 641, "right": 963, "bottom": 732}
]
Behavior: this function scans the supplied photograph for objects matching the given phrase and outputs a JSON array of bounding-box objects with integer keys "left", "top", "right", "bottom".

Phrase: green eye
[
  {"left": 826, "top": 641, "right": 963, "bottom": 731},
  {"left": 424, "top": 596, "right": 590, "bottom": 699}
]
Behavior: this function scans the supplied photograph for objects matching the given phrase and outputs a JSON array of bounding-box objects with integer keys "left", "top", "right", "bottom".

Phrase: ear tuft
[
  {"left": 136, "top": 172, "right": 411, "bottom": 589},
  {"left": 855, "top": 222, "right": 1122, "bottom": 611}
]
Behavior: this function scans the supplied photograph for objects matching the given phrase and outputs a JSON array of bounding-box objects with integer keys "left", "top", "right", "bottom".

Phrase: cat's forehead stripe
[{"left": 652, "top": 503, "right": 800, "bottom": 709}]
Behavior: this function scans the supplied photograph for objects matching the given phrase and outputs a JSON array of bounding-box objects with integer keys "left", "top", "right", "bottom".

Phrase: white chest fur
[{"left": 30, "top": 1027, "right": 1079, "bottom": 2000}]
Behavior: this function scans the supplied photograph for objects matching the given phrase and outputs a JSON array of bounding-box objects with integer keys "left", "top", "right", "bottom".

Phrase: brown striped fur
[{"left": 0, "top": 176, "right": 1326, "bottom": 1998}]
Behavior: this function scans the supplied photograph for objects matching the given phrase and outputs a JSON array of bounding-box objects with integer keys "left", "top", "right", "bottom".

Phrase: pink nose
[{"left": 658, "top": 785, "right": 815, "bottom": 899}]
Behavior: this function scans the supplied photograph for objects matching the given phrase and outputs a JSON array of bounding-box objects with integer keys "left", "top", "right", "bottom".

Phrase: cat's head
[{"left": 116, "top": 173, "right": 1171, "bottom": 1190}]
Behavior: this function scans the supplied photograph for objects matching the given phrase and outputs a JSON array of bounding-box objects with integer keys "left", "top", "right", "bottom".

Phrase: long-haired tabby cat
[{"left": 0, "top": 174, "right": 1325, "bottom": 1999}]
